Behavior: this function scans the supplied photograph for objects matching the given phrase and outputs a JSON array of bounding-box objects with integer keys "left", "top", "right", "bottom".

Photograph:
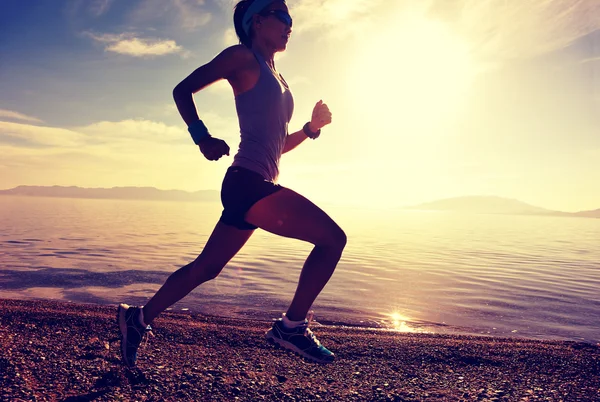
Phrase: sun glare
[
  {"left": 347, "top": 14, "right": 477, "bottom": 144},
  {"left": 387, "top": 312, "right": 417, "bottom": 333}
]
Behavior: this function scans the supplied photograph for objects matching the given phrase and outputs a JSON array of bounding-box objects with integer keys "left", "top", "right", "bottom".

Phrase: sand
[{"left": 0, "top": 298, "right": 598, "bottom": 401}]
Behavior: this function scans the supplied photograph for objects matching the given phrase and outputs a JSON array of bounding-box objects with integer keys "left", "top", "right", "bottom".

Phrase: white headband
[{"left": 242, "top": 0, "right": 275, "bottom": 36}]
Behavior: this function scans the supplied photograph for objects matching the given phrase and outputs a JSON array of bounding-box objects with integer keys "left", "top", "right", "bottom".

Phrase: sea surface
[{"left": 1, "top": 196, "right": 599, "bottom": 343}]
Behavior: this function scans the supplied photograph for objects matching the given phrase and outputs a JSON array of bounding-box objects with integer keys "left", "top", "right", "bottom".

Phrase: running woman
[{"left": 117, "top": 0, "right": 346, "bottom": 366}]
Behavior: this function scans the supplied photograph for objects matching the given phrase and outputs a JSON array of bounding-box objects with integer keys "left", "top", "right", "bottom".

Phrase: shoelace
[
  {"left": 299, "top": 311, "right": 322, "bottom": 347},
  {"left": 141, "top": 325, "right": 154, "bottom": 348}
]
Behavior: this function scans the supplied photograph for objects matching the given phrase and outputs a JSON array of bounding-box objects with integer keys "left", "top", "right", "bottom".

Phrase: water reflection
[
  {"left": 383, "top": 312, "right": 419, "bottom": 333},
  {"left": 2, "top": 196, "right": 600, "bottom": 343}
]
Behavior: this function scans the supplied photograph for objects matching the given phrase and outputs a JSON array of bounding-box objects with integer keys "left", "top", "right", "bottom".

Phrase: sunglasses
[{"left": 260, "top": 10, "right": 293, "bottom": 28}]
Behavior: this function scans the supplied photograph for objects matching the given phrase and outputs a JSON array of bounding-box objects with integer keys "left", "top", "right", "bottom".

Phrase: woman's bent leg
[
  {"left": 245, "top": 188, "right": 347, "bottom": 321},
  {"left": 142, "top": 221, "right": 254, "bottom": 324}
]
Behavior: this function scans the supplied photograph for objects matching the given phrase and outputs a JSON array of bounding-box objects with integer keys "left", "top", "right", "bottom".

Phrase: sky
[{"left": 1, "top": 0, "right": 599, "bottom": 212}]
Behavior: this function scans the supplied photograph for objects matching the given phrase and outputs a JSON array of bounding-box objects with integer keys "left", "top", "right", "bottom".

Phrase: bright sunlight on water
[{"left": 1, "top": 196, "right": 599, "bottom": 343}]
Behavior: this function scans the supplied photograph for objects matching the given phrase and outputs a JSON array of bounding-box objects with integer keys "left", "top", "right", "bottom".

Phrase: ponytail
[{"left": 234, "top": 0, "right": 254, "bottom": 48}]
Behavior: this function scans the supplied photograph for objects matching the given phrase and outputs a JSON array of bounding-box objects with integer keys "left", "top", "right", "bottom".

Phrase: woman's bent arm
[
  {"left": 173, "top": 45, "right": 251, "bottom": 125},
  {"left": 282, "top": 130, "right": 309, "bottom": 153}
]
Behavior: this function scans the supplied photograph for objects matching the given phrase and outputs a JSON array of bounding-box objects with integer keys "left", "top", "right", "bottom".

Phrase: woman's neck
[{"left": 251, "top": 42, "right": 276, "bottom": 69}]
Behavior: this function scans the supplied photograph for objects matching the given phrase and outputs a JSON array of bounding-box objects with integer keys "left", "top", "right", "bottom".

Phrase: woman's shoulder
[
  {"left": 210, "top": 45, "right": 259, "bottom": 92},
  {"left": 219, "top": 44, "right": 255, "bottom": 64},
  {"left": 207, "top": 45, "right": 257, "bottom": 80}
]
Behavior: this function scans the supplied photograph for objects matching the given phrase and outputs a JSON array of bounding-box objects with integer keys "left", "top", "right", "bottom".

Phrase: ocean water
[{"left": 1, "top": 196, "right": 599, "bottom": 343}]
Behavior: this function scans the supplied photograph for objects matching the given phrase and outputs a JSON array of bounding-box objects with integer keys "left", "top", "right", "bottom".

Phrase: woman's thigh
[
  {"left": 244, "top": 188, "right": 346, "bottom": 247},
  {"left": 195, "top": 221, "right": 255, "bottom": 270}
]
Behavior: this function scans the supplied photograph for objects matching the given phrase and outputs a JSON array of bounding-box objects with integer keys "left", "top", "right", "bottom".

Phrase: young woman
[{"left": 117, "top": 0, "right": 346, "bottom": 366}]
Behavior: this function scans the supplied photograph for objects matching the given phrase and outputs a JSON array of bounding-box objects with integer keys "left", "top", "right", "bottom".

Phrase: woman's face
[{"left": 256, "top": 2, "right": 292, "bottom": 51}]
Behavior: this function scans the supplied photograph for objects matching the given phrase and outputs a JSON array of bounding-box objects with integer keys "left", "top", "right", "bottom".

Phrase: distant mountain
[
  {"left": 573, "top": 208, "right": 600, "bottom": 218},
  {"left": 406, "top": 196, "right": 598, "bottom": 218},
  {"left": 0, "top": 185, "right": 219, "bottom": 202}
]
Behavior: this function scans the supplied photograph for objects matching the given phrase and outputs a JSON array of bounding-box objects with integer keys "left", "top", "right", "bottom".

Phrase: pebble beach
[{"left": 1, "top": 298, "right": 599, "bottom": 401}]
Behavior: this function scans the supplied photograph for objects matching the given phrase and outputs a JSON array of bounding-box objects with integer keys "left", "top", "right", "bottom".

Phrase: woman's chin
[{"left": 280, "top": 37, "right": 289, "bottom": 51}]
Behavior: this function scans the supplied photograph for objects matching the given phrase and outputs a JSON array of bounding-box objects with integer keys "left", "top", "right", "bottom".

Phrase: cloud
[
  {"left": 0, "top": 110, "right": 44, "bottom": 124},
  {"left": 214, "top": 0, "right": 237, "bottom": 11},
  {"left": 0, "top": 118, "right": 229, "bottom": 190},
  {"left": 88, "top": 0, "right": 115, "bottom": 17},
  {"left": 427, "top": 0, "right": 600, "bottom": 60},
  {"left": 77, "top": 119, "right": 188, "bottom": 145},
  {"left": 581, "top": 56, "right": 600, "bottom": 65},
  {"left": 0, "top": 122, "right": 86, "bottom": 148},
  {"left": 223, "top": 28, "right": 238, "bottom": 46},
  {"left": 0, "top": 119, "right": 192, "bottom": 151},
  {"left": 64, "top": 0, "right": 115, "bottom": 19},
  {"left": 289, "top": 0, "right": 384, "bottom": 38},
  {"left": 0, "top": 119, "right": 187, "bottom": 171},
  {"left": 130, "top": 0, "right": 212, "bottom": 32},
  {"left": 287, "top": 0, "right": 599, "bottom": 61},
  {"left": 106, "top": 37, "right": 182, "bottom": 57},
  {"left": 86, "top": 32, "right": 186, "bottom": 57}
]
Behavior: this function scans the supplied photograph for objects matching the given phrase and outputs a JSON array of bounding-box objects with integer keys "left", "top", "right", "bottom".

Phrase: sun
[{"left": 346, "top": 14, "right": 478, "bottom": 147}]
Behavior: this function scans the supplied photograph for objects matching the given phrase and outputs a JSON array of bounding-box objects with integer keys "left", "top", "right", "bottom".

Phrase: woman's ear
[{"left": 253, "top": 14, "right": 262, "bottom": 30}]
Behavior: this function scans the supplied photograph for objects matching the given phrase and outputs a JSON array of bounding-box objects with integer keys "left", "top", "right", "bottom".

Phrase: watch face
[{"left": 303, "top": 123, "right": 311, "bottom": 138}]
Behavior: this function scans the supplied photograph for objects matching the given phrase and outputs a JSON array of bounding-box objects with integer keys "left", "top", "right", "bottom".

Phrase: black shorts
[{"left": 219, "top": 166, "right": 283, "bottom": 230}]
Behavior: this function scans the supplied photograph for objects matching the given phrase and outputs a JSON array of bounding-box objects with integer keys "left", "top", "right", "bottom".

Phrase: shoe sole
[
  {"left": 117, "top": 303, "right": 132, "bottom": 367},
  {"left": 265, "top": 329, "right": 334, "bottom": 364}
]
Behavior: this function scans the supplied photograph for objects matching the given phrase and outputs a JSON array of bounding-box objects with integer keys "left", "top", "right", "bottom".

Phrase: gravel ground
[{"left": 1, "top": 298, "right": 599, "bottom": 401}]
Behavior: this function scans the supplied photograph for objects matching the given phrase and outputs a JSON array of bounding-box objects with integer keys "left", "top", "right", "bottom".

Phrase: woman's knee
[
  {"left": 334, "top": 226, "right": 348, "bottom": 250},
  {"left": 318, "top": 223, "right": 347, "bottom": 251}
]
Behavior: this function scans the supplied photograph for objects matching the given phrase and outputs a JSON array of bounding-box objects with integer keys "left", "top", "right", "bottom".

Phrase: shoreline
[
  {"left": 4, "top": 295, "right": 596, "bottom": 345},
  {"left": 1, "top": 298, "right": 599, "bottom": 401}
]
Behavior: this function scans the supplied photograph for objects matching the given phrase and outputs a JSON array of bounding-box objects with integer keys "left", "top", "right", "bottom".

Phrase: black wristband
[
  {"left": 188, "top": 120, "right": 211, "bottom": 145},
  {"left": 303, "top": 122, "right": 321, "bottom": 139}
]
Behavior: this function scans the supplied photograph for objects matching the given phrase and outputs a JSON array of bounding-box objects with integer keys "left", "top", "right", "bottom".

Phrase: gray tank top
[{"left": 232, "top": 49, "right": 294, "bottom": 182}]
